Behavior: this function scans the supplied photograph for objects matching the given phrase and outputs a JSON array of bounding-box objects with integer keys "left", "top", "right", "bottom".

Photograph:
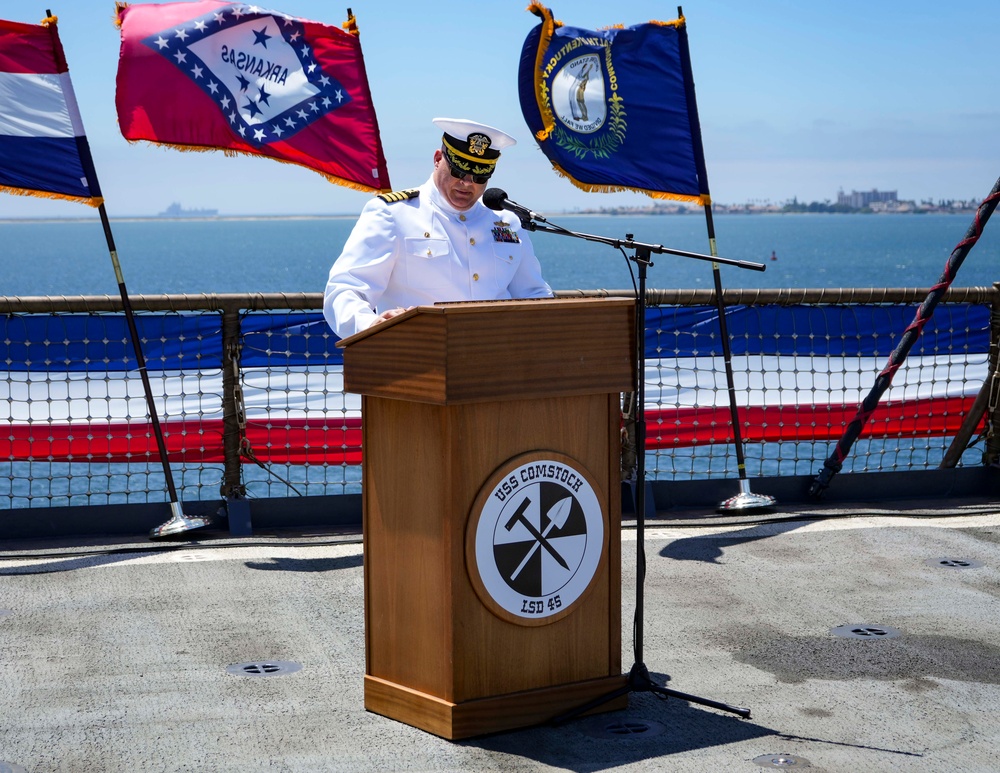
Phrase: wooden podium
[{"left": 338, "top": 297, "right": 635, "bottom": 739}]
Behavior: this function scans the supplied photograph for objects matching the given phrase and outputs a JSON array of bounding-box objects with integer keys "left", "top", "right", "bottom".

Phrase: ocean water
[
  {"left": 2, "top": 212, "right": 999, "bottom": 296},
  {"left": 2, "top": 211, "right": 997, "bottom": 505}
]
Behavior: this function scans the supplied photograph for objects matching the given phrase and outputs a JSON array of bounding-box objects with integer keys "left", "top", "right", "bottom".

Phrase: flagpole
[
  {"left": 95, "top": 203, "right": 212, "bottom": 538},
  {"left": 43, "top": 10, "right": 209, "bottom": 539},
  {"left": 677, "top": 5, "right": 775, "bottom": 513},
  {"left": 701, "top": 204, "right": 777, "bottom": 512}
]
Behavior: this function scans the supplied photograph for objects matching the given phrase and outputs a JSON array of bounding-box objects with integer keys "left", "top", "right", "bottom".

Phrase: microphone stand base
[{"left": 550, "top": 662, "right": 752, "bottom": 725}]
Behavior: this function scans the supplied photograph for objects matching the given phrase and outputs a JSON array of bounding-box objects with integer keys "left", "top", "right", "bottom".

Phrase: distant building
[
  {"left": 837, "top": 188, "right": 898, "bottom": 209},
  {"left": 158, "top": 202, "right": 219, "bottom": 218}
]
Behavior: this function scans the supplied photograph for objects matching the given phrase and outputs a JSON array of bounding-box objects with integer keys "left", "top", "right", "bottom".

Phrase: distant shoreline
[
  {"left": 0, "top": 209, "right": 976, "bottom": 224},
  {"left": 0, "top": 214, "right": 360, "bottom": 224}
]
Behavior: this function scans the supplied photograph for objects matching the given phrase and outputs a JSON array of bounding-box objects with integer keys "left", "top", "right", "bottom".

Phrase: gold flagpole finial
[{"left": 343, "top": 8, "right": 359, "bottom": 35}]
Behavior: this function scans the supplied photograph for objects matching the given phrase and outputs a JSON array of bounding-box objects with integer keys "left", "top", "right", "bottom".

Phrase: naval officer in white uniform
[{"left": 323, "top": 118, "right": 553, "bottom": 339}]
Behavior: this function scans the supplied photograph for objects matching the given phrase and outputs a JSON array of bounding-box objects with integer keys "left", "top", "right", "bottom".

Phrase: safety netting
[{"left": 0, "top": 296, "right": 990, "bottom": 508}]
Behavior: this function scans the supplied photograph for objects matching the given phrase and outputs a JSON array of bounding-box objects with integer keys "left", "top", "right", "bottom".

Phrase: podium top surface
[
  {"left": 338, "top": 297, "right": 635, "bottom": 404},
  {"left": 336, "top": 297, "right": 632, "bottom": 348}
]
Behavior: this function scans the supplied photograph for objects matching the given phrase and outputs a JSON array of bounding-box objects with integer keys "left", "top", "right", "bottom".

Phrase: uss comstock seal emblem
[{"left": 466, "top": 452, "right": 606, "bottom": 626}]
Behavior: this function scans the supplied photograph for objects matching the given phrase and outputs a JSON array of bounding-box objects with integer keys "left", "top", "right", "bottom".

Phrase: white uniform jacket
[{"left": 323, "top": 177, "right": 553, "bottom": 339}]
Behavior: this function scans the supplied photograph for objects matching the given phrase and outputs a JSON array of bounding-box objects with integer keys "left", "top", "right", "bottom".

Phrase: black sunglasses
[{"left": 448, "top": 164, "right": 491, "bottom": 185}]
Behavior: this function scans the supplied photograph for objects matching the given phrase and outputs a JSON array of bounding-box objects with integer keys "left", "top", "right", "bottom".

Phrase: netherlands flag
[{"left": 0, "top": 15, "right": 102, "bottom": 206}]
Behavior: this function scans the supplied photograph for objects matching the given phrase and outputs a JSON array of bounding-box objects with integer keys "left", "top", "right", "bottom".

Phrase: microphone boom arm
[
  {"left": 525, "top": 220, "right": 766, "bottom": 272},
  {"left": 482, "top": 187, "right": 765, "bottom": 271}
]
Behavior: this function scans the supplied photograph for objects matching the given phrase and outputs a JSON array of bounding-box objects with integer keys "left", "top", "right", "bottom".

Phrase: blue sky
[{"left": 5, "top": 0, "right": 999, "bottom": 217}]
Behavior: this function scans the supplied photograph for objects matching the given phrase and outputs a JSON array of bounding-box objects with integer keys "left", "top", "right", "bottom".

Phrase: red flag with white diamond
[{"left": 115, "top": 1, "right": 391, "bottom": 192}]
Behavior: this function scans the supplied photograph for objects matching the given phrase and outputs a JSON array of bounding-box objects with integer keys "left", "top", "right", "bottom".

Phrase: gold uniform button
[
  {"left": 469, "top": 238, "right": 476, "bottom": 245},
  {"left": 459, "top": 214, "right": 467, "bottom": 222},
  {"left": 426, "top": 250, "right": 432, "bottom": 256},
  {"left": 473, "top": 273, "right": 480, "bottom": 281},
  {"left": 424, "top": 232, "right": 430, "bottom": 237}
]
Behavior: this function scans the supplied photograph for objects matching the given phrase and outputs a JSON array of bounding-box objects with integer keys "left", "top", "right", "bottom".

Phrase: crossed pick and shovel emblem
[{"left": 505, "top": 495, "right": 574, "bottom": 582}]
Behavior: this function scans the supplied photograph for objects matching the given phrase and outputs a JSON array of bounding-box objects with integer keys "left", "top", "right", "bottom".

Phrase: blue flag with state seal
[{"left": 518, "top": 4, "right": 710, "bottom": 204}]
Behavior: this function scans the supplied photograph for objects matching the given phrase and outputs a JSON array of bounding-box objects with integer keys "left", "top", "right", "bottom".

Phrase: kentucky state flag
[
  {"left": 0, "top": 15, "right": 103, "bottom": 206},
  {"left": 115, "top": 1, "right": 391, "bottom": 193},
  {"left": 518, "top": 4, "right": 709, "bottom": 204}
]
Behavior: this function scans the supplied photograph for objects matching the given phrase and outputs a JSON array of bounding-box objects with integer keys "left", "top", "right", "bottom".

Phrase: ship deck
[{"left": 2, "top": 496, "right": 999, "bottom": 772}]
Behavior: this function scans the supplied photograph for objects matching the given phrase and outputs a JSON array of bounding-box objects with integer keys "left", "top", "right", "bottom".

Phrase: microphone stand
[{"left": 515, "top": 211, "right": 762, "bottom": 722}]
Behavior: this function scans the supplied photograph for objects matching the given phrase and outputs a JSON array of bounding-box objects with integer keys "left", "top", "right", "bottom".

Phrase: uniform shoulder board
[{"left": 376, "top": 188, "right": 420, "bottom": 204}]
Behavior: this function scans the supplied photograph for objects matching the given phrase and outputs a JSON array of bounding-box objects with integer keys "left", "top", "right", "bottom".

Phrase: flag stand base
[
  {"left": 717, "top": 479, "right": 776, "bottom": 513},
  {"left": 149, "top": 501, "right": 212, "bottom": 539}
]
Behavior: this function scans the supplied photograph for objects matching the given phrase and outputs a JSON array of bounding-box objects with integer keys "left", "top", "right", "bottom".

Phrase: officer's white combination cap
[
  {"left": 433, "top": 118, "right": 516, "bottom": 178},
  {"left": 433, "top": 118, "right": 517, "bottom": 153}
]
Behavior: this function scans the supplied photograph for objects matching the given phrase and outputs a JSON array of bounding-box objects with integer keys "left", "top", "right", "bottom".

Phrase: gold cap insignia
[{"left": 467, "top": 133, "right": 491, "bottom": 157}]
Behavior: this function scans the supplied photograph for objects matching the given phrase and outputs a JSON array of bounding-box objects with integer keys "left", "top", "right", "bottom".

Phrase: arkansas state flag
[
  {"left": 518, "top": 4, "right": 709, "bottom": 204},
  {"left": 0, "top": 16, "right": 103, "bottom": 206},
  {"left": 115, "top": 1, "right": 391, "bottom": 193}
]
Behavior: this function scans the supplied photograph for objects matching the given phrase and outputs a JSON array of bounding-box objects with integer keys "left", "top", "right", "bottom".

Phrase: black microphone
[{"left": 482, "top": 188, "right": 546, "bottom": 223}]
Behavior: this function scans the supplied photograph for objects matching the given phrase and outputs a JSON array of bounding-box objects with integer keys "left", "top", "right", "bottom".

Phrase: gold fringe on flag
[
  {"left": 546, "top": 162, "right": 710, "bottom": 205},
  {"left": 121, "top": 138, "right": 389, "bottom": 195},
  {"left": 0, "top": 184, "right": 103, "bottom": 208},
  {"left": 526, "top": 3, "right": 561, "bottom": 142},
  {"left": 602, "top": 16, "right": 684, "bottom": 31}
]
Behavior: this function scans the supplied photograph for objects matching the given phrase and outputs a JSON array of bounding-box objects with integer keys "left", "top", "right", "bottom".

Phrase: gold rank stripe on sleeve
[{"left": 376, "top": 188, "right": 420, "bottom": 203}]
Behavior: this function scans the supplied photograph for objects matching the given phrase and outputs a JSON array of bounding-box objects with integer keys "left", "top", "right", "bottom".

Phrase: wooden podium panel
[
  {"left": 340, "top": 297, "right": 634, "bottom": 404},
  {"left": 339, "top": 298, "right": 635, "bottom": 739}
]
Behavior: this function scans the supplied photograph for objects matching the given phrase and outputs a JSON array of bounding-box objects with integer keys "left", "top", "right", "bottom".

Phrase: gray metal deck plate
[{"left": 2, "top": 508, "right": 999, "bottom": 771}]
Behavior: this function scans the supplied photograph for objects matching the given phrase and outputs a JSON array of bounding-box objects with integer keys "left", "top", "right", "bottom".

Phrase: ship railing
[{"left": 1, "top": 287, "right": 997, "bottom": 529}]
